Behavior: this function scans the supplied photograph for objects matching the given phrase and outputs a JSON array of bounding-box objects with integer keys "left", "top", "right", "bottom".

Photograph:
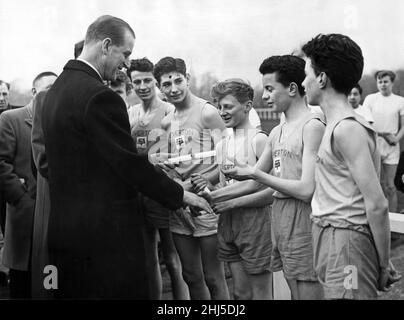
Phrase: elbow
[
  {"left": 367, "top": 197, "right": 389, "bottom": 218},
  {"left": 298, "top": 184, "right": 315, "bottom": 203},
  {"left": 299, "top": 193, "right": 313, "bottom": 203}
]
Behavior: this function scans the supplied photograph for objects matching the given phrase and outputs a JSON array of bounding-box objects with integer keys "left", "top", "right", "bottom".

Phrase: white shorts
[{"left": 377, "top": 137, "right": 400, "bottom": 165}]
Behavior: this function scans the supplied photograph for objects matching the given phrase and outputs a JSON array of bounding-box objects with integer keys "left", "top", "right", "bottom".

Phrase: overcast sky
[{"left": 1, "top": 0, "right": 404, "bottom": 87}]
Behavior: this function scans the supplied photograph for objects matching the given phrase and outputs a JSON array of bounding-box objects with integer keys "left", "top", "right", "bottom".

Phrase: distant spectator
[
  {"left": 0, "top": 80, "right": 10, "bottom": 114},
  {"left": 363, "top": 70, "right": 404, "bottom": 212},
  {"left": 0, "top": 71, "right": 57, "bottom": 298},
  {"left": 109, "top": 70, "right": 132, "bottom": 107},
  {"left": 348, "top": 84, "right": 374, "bottom": 124},
  {"left": 8, "top": 78, "right": 32, "bottom": 109}
]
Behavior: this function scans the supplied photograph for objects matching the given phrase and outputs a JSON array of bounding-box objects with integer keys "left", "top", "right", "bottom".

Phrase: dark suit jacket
[
  {"left": 41, "top": 60, "right": 184, "bottom": 299},
  {"left": 0, "top": 103, "right": 36, "bottom": 271}
]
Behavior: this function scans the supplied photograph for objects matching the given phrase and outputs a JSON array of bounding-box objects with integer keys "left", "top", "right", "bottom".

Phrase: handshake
[{"left": 155, "top": 160, "right": 215, "bottom": 215}]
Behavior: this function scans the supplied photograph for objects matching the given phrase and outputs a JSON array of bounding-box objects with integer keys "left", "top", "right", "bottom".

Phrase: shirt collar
[{"left": 77, "top": 58, "right": 103, "bottom": 81}]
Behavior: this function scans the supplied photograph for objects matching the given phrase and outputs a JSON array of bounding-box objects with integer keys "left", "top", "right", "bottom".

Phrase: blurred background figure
[
  {"left": 364, "top": 70, "right": 404, "bottom": 213},
  {"left": 348, "top": 84, "right": 374, "bottom": 124},
  {"left": 0, "top": 71, "right": 57, "bottom": 298},
  {"left": 8, "top": 78, "right": 32, "bottom": 109},
  {"left": 109, "top": 70, "right": 133, "bottom": 108}
]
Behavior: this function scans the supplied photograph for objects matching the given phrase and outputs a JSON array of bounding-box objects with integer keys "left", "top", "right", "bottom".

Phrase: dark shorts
[
  {"left": 271, "top": 198, "right": 317, "bottom": 281},
  {"left": 312, "top": 220, "right": 379, "bottom": 300},
  {"left": 140, "top": 195, "right": 169, "bottom": 229},
  {"left": 217, "top": 206, "right": 272, "bottom": 275}
]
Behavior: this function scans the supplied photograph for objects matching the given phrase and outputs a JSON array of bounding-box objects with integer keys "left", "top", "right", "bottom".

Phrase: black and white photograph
[{"left": 1, "top": 0, "right": 404, "bottom": 307}]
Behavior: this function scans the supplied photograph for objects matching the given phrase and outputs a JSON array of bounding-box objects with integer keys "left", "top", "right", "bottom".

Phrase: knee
[
  {"left": 164, "top": 255, "right": 182, "bottom": 274},
  {"left": 182, "top": 270, "right": 205, "bottom": 287},
  {"left": 204, "top": 273, "right": 225, "bottom": 291},
  {"left": 386, "top": 182, "right": 397, "bottom": 195},
  {"left": 233, "top": 286, "right": 252, "bottom": 300}
]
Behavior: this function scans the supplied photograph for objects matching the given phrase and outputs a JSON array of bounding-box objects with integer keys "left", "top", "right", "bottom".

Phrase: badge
[
  {"left": 174, "top": 135, "right": 186, "bottom": 151},
  {"left": 136, "top": 136, "right": 147, "bottom": 150},
  {"left": 273, "top": 156, "right": 281, "bottom": 174}
]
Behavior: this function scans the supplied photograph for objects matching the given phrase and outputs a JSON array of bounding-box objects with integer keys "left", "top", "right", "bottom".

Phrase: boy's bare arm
[
  {"left": 243, "top": 119, "right": 324, "bottom": 202},
  {"left": 334, "top": 120, "right": 390, "bottom": 287}
]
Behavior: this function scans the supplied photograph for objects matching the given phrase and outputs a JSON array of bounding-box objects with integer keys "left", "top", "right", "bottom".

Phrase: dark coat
[
  {"left": 41, "top": 60, "right": 184, "bottom": 299},
  {"left": 0, "top": 104, "right": 36, "bottom": 271},
  {"left": 30, "top": 90, "right": 52, "bottom": 298}
]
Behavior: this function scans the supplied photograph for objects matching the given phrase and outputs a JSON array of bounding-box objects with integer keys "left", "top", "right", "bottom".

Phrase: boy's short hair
[
  {"left": 127, "top": 58, "right": 154, "bottom": 79},
  {"left": 375, "top": 70, "right": 396, "bottom": 82},
  {"left": 153, "top": 57, "right": 187, "bottom": 84},
  {"left": 211, "top": 78, "right": 254, "bottom": 104},
  {"left": 33, "top": 72, "right": 58, "bottom": 87},
  {"left": 110, "top": 70, "right": 132, "bottom": 92},
  {"left": 302, "top": 33, "right": 364, "bottom": 95},
  {"left": 352, "top": 83, "right": 363, "bottom": 95},
  {"left": 259, "top": 55, "right": 306, "bottom": 96}
]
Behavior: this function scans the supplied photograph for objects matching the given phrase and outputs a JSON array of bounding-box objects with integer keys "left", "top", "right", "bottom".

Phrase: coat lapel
[{"left": 24, "top": 101, "right": 33, "bottom": 127}]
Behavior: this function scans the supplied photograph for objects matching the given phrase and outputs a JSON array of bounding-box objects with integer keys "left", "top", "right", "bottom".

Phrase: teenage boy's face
[
  {"left": 348, "top": 87, "right": 361, "bottom": 108},
  {"left": 262, "top": 72, "right": 291, "bottom": 113},
  {"left": 217, "top": 94, "right": 248, "bottom": 128},
  {"left": 302, "top": 58, "right": 320, "bottom": 106},
  {"left": 159, "top": 72, "right": 189, "bottom": 105},
  {"left": 377, "top": 76, "right": 393, "bottom": 96},
  {"left": 131, "top": 71, "right": 156, "bottom": 101}
]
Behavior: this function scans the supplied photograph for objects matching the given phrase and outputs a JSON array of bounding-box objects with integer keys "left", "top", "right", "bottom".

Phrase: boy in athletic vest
[
  {"left": 153, "top": 57, "right": 229, "bottom": 300},
  {"left": 211, "top": 55, "right": 325, "bottom": 299},
  {"left": 126, "top": 58, "right": 189, "bottom": 300},
  {"left": 192, "top": 79, "right": 274, "bottom": 299},
  {"left": 302, "top": 33, "right": 394, "bottom": 299}
]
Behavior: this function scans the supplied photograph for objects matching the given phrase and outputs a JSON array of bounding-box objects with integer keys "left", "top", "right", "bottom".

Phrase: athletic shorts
[
  {"left": 217, "top": 206, "right": 272, "bottom": 275},
  {"left": 312, "top": 220, "right": 379, "bottom": 300},
  {"left": 140, "top": 195, "right": 169, "bottom": 229},
  {"left": 169, "top": 207, "right": 218, "bottom": 237},
  {"left": 377, "top": 136, "right": 400, "bottom": 165},
  {"left": 271, "top": 197, "right": 317, "bottom": 281}
]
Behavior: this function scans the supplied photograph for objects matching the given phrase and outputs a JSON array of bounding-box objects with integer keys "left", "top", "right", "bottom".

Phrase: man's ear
[
  {"left": 244, "top": 100, "right": 253, "bottom": 113},
  {"left": 31, "top": 88, "right": 37, "bottom": 96},
  {"left": 289, "top": 82, "right": 299, "bottom": 97},
  {"left": 186, "top": 73, "right": 191, "bottom": 86},
  {"left": 101, "top": 38, "right": 112, "bottom": 55},
  {"left": 318, "top": 72, "right": 327, "bottom": 89}
]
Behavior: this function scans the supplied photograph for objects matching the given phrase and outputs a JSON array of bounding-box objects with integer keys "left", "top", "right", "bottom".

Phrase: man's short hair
[
  {"left": 211, "top": 79, "right": 254, "bottom": 104},
  {"left": 32, "top": 72, "right": 58, "bottom": 87},
  {"left": 259, "top": 55, "right": 306, "bottom": 96},
  {"left": 110, "top": 70, "right": 132, "bottom": 92},
  {"left": 352, "top": 83, "right": 363, "bottom": 95},
  {"left": 153, "top": 57, "right": 187, "bottom": 84},
  {"left": 74, "top": 40, "right": 84, "bottom": 59},
  {"left": 85, "top": 15, "right": 135, "bottom": 46},
  {"left": 0, "top": 80, "right": 10, "bottom": 90},
  {"left": 375, "top": 70, "right": 396, "bottom": 82},
  {"left": 302, "top": 33, "right": 364, "bottom": 95},
  {"left": 127, "top": 58, "right": 154, "bottom": 79}
]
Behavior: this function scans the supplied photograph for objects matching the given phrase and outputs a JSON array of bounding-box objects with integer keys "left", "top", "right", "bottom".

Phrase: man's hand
[
  {"left": 183, "top": 190, "right": 214, "bottom": 214},
  {"left": 190, "top": 173, "right": 214, "bottom": 193}
]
